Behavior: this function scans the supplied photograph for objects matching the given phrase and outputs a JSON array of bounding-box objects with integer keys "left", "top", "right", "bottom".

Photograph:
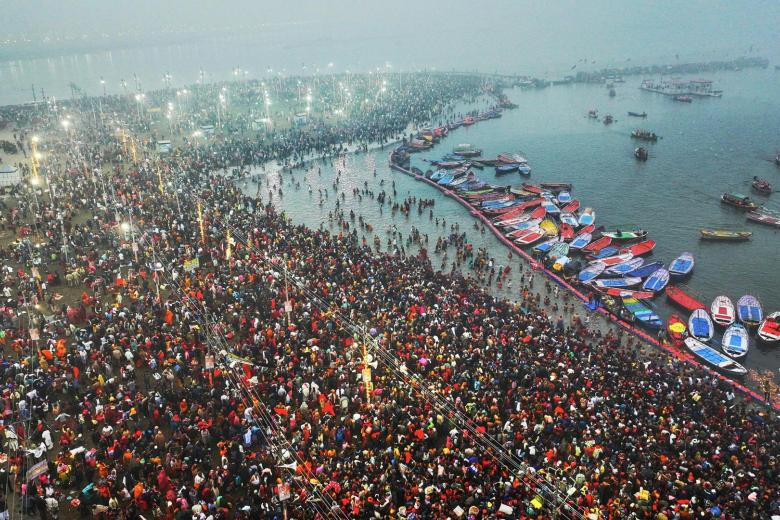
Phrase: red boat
[
  {"left": 521, "top": 183, "right": 545, "bottom": 194},
  {"left": 529, "top": 206, "right": 547, "bottom": 219},
  {"left": 747, "top": 210, "right": 780, "bottom": 228},
  {"left": 667, "top": 314, "right": 687, "bottom": 346},
  {"left": 560, "top": 223, "right": 575, "bottom": 240},
  {"left": 619, "top": 239, "right": 656, "bottom": 257},
  {"left": 602, "top": 288, "right": 655, "bottom": 299},
  {"left": 665, "top": 285, "right": 706, "bottom": 312},
  {"left": 577, "top": 224, "right": 596, "bottom": 235},
  {"left": 561, "top": 200, "right": 580, "bottom": 213},
  {"left": 583, "top": 236, "right": 612, "bottom": 253}
]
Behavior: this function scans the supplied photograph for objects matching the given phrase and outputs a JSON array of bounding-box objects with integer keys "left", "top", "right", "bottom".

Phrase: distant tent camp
[{"left": 0, "top": 165, "right": 20, "bottom": 187}]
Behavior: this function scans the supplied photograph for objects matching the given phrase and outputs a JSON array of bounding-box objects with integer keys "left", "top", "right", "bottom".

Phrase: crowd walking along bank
[{"left": 0, "top": 68, "right": 777, "bottom": 520}]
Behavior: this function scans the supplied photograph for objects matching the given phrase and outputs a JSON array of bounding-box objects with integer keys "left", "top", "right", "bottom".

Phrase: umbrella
[{"left": 669, "top": 322, "right": 686, "bottom": 334}]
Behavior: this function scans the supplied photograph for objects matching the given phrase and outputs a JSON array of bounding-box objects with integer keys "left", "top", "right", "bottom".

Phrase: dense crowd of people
[{"left": 0, "top": 73, "right": 776, "bottom": 520}]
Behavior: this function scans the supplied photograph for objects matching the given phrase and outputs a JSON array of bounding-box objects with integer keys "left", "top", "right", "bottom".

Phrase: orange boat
[{"left": 665, "top": 285, "right": 706, "bottom": 312}]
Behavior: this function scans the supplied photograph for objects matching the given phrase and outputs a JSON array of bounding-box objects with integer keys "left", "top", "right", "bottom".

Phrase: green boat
[{"left": 601, "top": 229, "right": 648, "bottom": 240}]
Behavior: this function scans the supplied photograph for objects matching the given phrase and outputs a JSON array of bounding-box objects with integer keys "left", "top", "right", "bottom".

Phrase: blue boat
[
  {"left": 437, "top": 174, "right": 455, "bottom": 185},
  {"left": 688, "top": 309, "right": 714, "bottom": 340},
  {"left": 569, "top": 233, "right": 592, "bottom": 250},
  {"left": 559, "top": 212, "right": 579, "bottom": 227},
  {"left": 541, "top": 199, "right": 560, "bottom": 214},
  {"left": 606, "top": 257, "right": 644, "bottom": 275},
  {"left": 517, "top": 163, "right": 532, "bottom": 175},
  {"left": 557, "top": 191, "right": 572, "bottom": 204},
  {"left": 495, "top": 164, "right": 520, "bottom": 175},
  {"left": 684, "top": 337, "right": 747, "bottom": 376},
  {"left": 668, "top": 252, "right": 694, "bottom": 278},
  {"left": 721, "top": 324, "right": 749, "bottom": 358},
  {"left": 642, "top": 268, "right": 670, "bottom": 292},
  {"left": 593, "top": 276, "right": 642, "bottom": 288},
  {"left": 736, "top": 295, "right": 763, "bottom": 327},
  {"left": 430, "top": 170, "right": 447, "bottom": 181},
  {"left": 578, "top": 262, "right": 606, "bottom": 282},
  {"left": 533, "top": 238, "right": 562, "bottom": 254},
  {"left": 592, "top": 246, "right": 619, "bottom": 259},
  {"left": 626, "top": 261, "right": 664, "bottom": 278}
]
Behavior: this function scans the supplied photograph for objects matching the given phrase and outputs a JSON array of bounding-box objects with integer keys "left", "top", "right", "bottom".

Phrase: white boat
[
  {"left": 721, "top": 324, "right": 749, "bottom": 358},
  {"left": 710, "top": 296, "right": 735, "bottom": 327},
  {"left": 684, "top": 337, "right": 747, "bottom": 376},
  {"left": 578, "top": 207, "right": 595, "bottom": 226},
  {"left": 757, "top": 311, "right": 780, "bottom": 344},
  {"left": 688, "top": 308, "right": 714, "bottom": 341}
]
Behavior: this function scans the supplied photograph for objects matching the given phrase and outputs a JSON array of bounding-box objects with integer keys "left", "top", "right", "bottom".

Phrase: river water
[{"left": 242, "top": 67, "right": 780, "bottom": 375}]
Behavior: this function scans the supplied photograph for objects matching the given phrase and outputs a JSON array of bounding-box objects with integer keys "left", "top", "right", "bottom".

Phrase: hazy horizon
[{"left": 1, "top": 0, "right": 779, "bottom": 104}]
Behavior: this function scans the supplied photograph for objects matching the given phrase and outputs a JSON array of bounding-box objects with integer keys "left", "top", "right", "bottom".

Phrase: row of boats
[{"left": 392, "top": 136, "right": 777, "bottom": 380}]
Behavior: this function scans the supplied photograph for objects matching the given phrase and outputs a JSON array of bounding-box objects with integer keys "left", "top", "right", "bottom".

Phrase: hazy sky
[
  {"left": 1, "top": 0, "right": 779, "bottom": 104},
  {"left": 5, "top": 0, "right": 779, "bottom": 65}
]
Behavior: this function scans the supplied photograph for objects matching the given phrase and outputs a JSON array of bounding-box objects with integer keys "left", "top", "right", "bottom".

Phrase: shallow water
[{"left": 243, "top": 67, "right": 780, "bottom": 375}]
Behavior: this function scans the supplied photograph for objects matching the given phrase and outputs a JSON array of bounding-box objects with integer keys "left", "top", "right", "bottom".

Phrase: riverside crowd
[{"left": 0, "top": 73, "right": 777, "bottom": 520}]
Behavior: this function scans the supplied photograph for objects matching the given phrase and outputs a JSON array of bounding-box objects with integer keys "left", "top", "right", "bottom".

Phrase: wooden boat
[
  {"left": 622, "top": 297, "right": 663, "bottom": 329},
  {"left": 757, "top": 312, "right": 780, "bottom": 344},
  {"left": 591, "top": 246, "right": 619, "bottom": 260},
  {"left": 533, "top": 238, "right": 562, "bottom": 254},
  {"left": 700, "top": 229, "right": 752, "bottom": 241},
  {"left": 559, "top": 213, "right": 578, "bottom": 227},
  {"left": 619, "top": 239, "right": 656, "bottom": 257},
  {"left": 569, "top": 233, "right": 592, "bottom": 250},
  {"left": 598, "top": 252, "right": 634, "bottom": 267},
  {"left": 539, "top": 182, "right": 572, "bottom": 191},
  {"left": 721, "top": 324, "right": 749, "bottom": 358},
  {"left": 578, "top": 262, "right": 606, "bottom": 282},
  {"left": 667, "top": 314, "right": 687, "bottom": 345},
  {"left": 642, "top": 268, "right": 670, "bottom": 293},
  {"left": 747, "top": 210, "right": 780, "bottom": 228},
  {"left": 674, "top": 95, "right": 693, "bottom": 103},
  {"left": 453, "top": 143, "right": 482, "bottom": 157},
  {"left": 625, "top": 261, "right": 664, "bottom": 278},
  {"left": 720, "top": 192, "right": 759, "bottom": 210},
  {"left": 711, "top": 296, "right": 736, "bottom": 327},
  {"left": 556, "top": 191, "right": 572, "bottom": 204},
  {"left": 495, "top": 164, "right": 520, "bottom": 175},
  {"left": 587, "top": 109, "right": 598, "bottom": 119},
  {"left": 627, "top": 111, "right": 647, "bottom": 118},
  {"left": 601, "top": 229, "right": 647, "bottom": 240},
  {"left": 506, "top": 220, "right": 544, "bottom": 237},
  {"left": 684, "top": 337, "right": 747, "bottom": 376},
  {"left": 689, "top": 309, "right": 714, "bottom": 340},
  {"left": 560, "top": 200, "right": 580, "bottom": 213},
  {"left": 668, "top": 252, "right": 694, "bottom": 278},
  {"left": 514, "top": 228, "right": 546, "bottom": 245},
  {"left": 634, "top": 147, "right": 648, "bottom": 161},
  {"left": 582, "top": 236, "right": 612, "bottom": 254},
  {"left": 606, "top": 257, "right": 644, "bottom": 275},
  {"left": 498, "top": 153, "right": 528, "bottom": 164},
  {"left": 665, "top": 286, "right": 705, "bottom": 312},
  {"left": 631, "top": 129, "right": 658, "bottom": 141},
  {"left": 521, "top": 183, "right": 545, "bottom": 195},
  {"left": 539, "top": 219, "right": 559, "bottom": 237},
  {"left": 603, "top": 114, "right": 614, "bottom": 125},
  {"left": 603, "top": 288, "right": 654, "bottom": 299},
  {"left": 592, "top": 276, "right": 641, "bottom": 288},
  {"left": 559, "top": 223, "right": 575, "bottom": 240},
  {"left": 541, "top": 199, "right": 560, "bottom": 215},
  {"left": 736, "top": 295, "right": 763, "bottom": 327},
  {"left": 578, "top": 207, "right": 595, "bottom": 226},
  {"left": 546, "top": 242, "right": 570, "bottom": 262},
  {"left": 751, "top": 176, "right": 772, "bottom": 195}
]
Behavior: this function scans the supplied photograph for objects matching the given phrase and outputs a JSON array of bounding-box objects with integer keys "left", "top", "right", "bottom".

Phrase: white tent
[{"left": 0, "top": 165, "right": 20, "bottom": 187}]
